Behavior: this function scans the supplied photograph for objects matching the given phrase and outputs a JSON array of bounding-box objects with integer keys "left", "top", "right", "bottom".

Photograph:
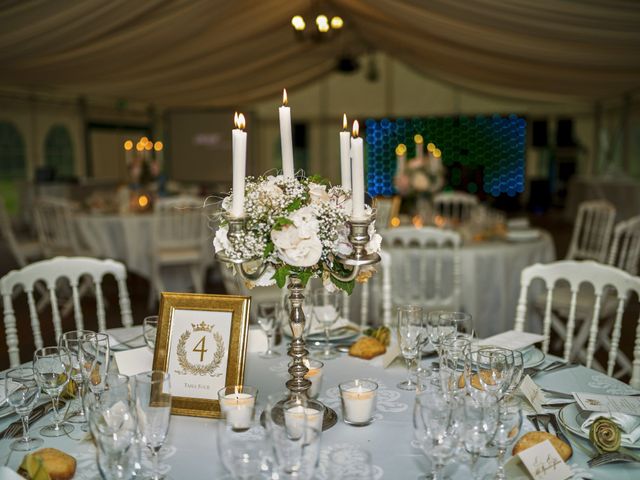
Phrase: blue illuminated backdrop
[{"left": 365, "top": 115, "right": 526, "bottom": 197}]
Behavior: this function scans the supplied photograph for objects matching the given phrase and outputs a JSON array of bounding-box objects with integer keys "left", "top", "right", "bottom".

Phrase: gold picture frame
[
  {"left": 373, "top": 195, "right": 401, "bottom": 228},
  {"left": 152, "top": 292, "right": 251, "bottom": 418}
]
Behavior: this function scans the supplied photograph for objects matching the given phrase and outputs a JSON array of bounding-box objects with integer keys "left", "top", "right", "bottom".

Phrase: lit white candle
[
  {"left": 339, "top": 114, "right": 351, "bottom": 190},
  {"left": 350, "top": 121, "right": 366, "bottom": 220},
  {"left": 124, "top": 140, "right": 133, "bottom": 165},
  {"left": 154, "top": 141, "right": 164, "bottom": 167},
  {"left": 220, "top": 389, "right": 255, "bottom": 430},
  {"left": 395, "top": 144, "right": 407, "bottom": 174},
  {"left": 303, "top": 359, "right": 324, "bottom": 398},
  {"left": 279, "top": 89, "right": 294, "bottom": 178},
  {"left": 339, "top": 379, "right": 377, "bottom": 425},
  {"left": 414, "top": 134, "right": 424, "bottom": 162},
  {"left": 284, "top": 405, "right": 323, "bottom": 437},
  {"left": 231, "top": 112, "right": 247, "bottom": 218}
]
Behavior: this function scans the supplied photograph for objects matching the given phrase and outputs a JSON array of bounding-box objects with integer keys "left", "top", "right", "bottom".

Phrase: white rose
[
  {"left": 271, "top": 225, "right": 299, "bottom": 249},
  {"left": 336, "top": 225, "right": 353, "bottom": 256},
  {"left": 213, "top": 226, "right": 230, "bottom": 253},
  {"left": 221, "top": 196, "right": 232, "bottom": 212},
  {"left": 254, "top": 266, "right": 276, "bottom": 287},
  {"left": 308, "top": 182, "right": 330, "bottom": 204},
  {"left": 365, "top": 221, "right": 382, "bottom": 254},
  {"left": 271, "top": 225, "right": 323, "bottom": 267},
  {"left": 290, "top": 206, "right": 319, "bottom": 239}
]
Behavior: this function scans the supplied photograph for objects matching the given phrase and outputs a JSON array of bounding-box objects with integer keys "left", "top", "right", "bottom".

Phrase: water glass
[
  {"left": 462, "top": 393, "right": 498, "bottom": 479},
  {"left": 143, "top": 316, "right": 158, "bottom": 350},
  {"left": 216, "top": 420, "right": 270, "bottom": 479},
  {"left": 257, "top": 301, "right": 280, "bottom": 358},
  {"left": 493, "top": 396, "right": 523, "bottom": 479},
  {"left": 312, "top": 289, "right": 342, "bottom": 360},
  {"left": 59, "top": 329, "right": 95, "bottom": 423},
  {"left": 328, "top": 447, "right": 374, "bottom": 480},
  {"left": 4, "top": 367, "right": 43, "bottom": 451},
  {"left": 439, "top": 337, "right": 471, "bottom": 393},
  {"left": 438, "top": 311, "right": 474, "bottom": 339},
  {"left": 476, "top": 347, "right": 514, "bottom": 397},
  {"left": 33, "top": 346, "right": 74, "bottom": 437},
  {"left": 80, "top": 332, "right": 111, "bottom": 395},
  {"left": 135, "top": 371, "right": 172, "bottom": 480},
  {"left": 396, "top": 305, "right": 425, "bottom": 390}
]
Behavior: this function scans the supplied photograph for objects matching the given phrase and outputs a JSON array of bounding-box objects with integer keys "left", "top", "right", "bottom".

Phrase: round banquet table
[
  {"left": 2, "top": 337, "right": 639, "bottom": 479},
  {"left": 354, "top": 231, "right": 555, "bottom": 338}
]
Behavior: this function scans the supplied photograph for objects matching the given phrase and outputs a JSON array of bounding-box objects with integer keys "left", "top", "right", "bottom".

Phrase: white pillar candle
[
  {"left": 231, "top": 112, "right": 247, "bottom": 218},
  {"left": 350, "top": 121, "right": 366, "bottom": 220},
  {"left": 414, "top": 134, "right": 424, "bottom": 162},
  {"left": 339, "top": 114, "right": 351, "bottom": 191},
  {"left": 220, "top": 392, "right": 255, "bottom": 430},
  {"left": 284, "top": 405, "right": 323, "bottom": 438},
  {"left": 279, "top": 89, "right": 295, "bottom": 178},
  {"left": 339, "top": 379, "right": 377, "bottom": 425}
]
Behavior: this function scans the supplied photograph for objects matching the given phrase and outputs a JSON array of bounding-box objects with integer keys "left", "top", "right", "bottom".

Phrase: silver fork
[{"left": 588, "top": 451, "right": 640, "bottom": 467}]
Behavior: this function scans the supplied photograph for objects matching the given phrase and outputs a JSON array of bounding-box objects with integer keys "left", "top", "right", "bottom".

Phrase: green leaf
[
  {"left": 273, "top": 266, "right": 291, "bottom": 289},
  {"left": 263, "top": 242, "right": 274, "bottom": 257},
  {"left": 286, "top": 197, "right": 303, "bottom": 212},
  {"left": 297, "top": 269, "right": 314, "bottom": 287},
  {"left": 307, "top": 174, "right": 331, "bottom": 187},
  {"left": 330, "top": 275, "right": 355, "bottom": 295},
  {"left": 273, "top": 217, "right": 294, "bottom": 230}
]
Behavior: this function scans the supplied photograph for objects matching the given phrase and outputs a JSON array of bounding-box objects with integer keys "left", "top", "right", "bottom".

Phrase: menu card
[
  {"left": 113, "top": 347, "right": 153, "bottom": 377},
  {"left": 518, "top": 440, "right": 572, "bottom": 480},
  {"left": 573, "top": 392, "right": 640, "bottom": 417},
  {"left": 477, "top": 330, "right": 545, "bottom": 350}
]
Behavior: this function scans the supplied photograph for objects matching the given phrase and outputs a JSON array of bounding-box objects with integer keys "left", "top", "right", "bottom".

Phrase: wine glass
[
  {"left": 413, "top": 389, "right": 460, "bottom": 479},
  {"left": 216, "top": 419, "right": 270, "bottom": 479},
  {"left": 506, "top": 349, "right": 524, "bottom": 394},
  {"left": 426, "top": 310, "right": 455, "bottom": 365},
  {"left": 438, "top": 311, "right": 474, "bottom": 340},
  {"left": 476, "top": 347, "right": 514, "bottom": 397},
  {"left": 59, "top": 329, "right": 95, "bottom": 424},
  {"left": 493, "top": 396, "right": 523, "bottom": 479},
  {"left": 312, "top": 289, "right": 342, "bottom": 360},
  {"left": 33, "top": 346, "right": 74, "bottom": 436},
  {"left": 257, "top": 301, "right": 280, "bottom": 358},
  {"left": 462, "top": 393, "right": 498, "bottom": 479},
  {"left": 396, "top": 305, "right": 425, "bottom": 390},
  {"left": 80, "top": 332, "right": 111, "bottom": 395},
  {"left": 135, "top": 370, "right": 172, "bottom": 480},
  {"left": 439, "top": 336, "right": 471, "bottom": 394},
  {"left": 4, "top": 367, "right": 43, "bottom": 451},
  {"left": 143, "top": 316, "right": 158, "bottom": 349}
]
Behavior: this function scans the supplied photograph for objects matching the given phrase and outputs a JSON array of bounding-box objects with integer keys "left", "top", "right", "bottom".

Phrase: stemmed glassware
[
  {"left": 4, "top": 366, "right": 43, "bottom": 451},
  {"left": 33, "top": 346, "right": 74, "bottom": 437},
  {"left": 462, "top": 393, "right": 498, "bottom": 479},
  {"left": 257, "top": 301, "right": 281, "bottom": 358},
  {"left": 135, "top": 370, "right": 172, "bottom": 480},
  {"left": 426, "top": 310, "right": 454, "bottom": 365},
  {"left": 476, "top": 347, "right": 514, "bottom": 398},
  {"left": 312, "top": 289, "right": 342, "bottom": 360},
  {"left": 493, "top": 396, "right": 523, "bottom": 479},
  {"left": 80, "top": 332, "right": 111, "bottom": 396},
  {"left": 439, "top": 336, "right": 471, "bottom": 394},
  {"left": 438, "top": 311, "right": 474, "bottom": 340},
  {"left": 143, "top": 316, "right": 159, "bottom": 350},
  {"left": 59, "top": 329, "right": 94, "bottom": 424},
  {"left": 397, "top": 305, "right": 426, "bottom": 390}
]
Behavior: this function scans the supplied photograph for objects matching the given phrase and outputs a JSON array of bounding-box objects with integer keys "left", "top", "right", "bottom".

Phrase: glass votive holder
[
  {"left": 303, "top": 358, "right": 324, "bottom": 398},
  {"left": 339, "top": 379, "right": 378, "bottom": 426},
  {"left": 217, "top": 385, "right": 257, "bottom": 431},
  {"left": 282, "top": 397, "right": 325, "bottom": 437}
]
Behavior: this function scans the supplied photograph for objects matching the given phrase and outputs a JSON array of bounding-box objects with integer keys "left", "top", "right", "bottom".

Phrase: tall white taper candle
[
  {"left": 279, "top": 89, "right": 294, "bottom": 178},
  {"left": 231, "top": 112, "right": 247, "bottom": 218},
  {"left": 350, "top": 120, "right": 366, "bottom": 220},
  {"left": 415, "top": 134, "right": 424, "bottom": 162},
  {"left": 339, "top": 113, "right": 351, "bottom": 190}
]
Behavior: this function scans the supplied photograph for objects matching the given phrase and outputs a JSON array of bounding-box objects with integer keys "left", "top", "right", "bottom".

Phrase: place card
[
  {"left": 477, "top": 330, "right": 545, "bottom": 351},
  {"left": 247, "top": 326, "right": 268, "bottom": 353},
  {"left": 518, "top": 375, "right": 546, "bottom": 413},
  {"left": 113, "top": 347, "right": 153, "bottom": 377},
  {"left": 517, "top": 439, "right": 572, "bottom": 480},
  {"left": 382, "top": 341, "right": 401, "bottom": 368},
  {"left": 573, "top": 392, "right": 640, "bottom": 417}
]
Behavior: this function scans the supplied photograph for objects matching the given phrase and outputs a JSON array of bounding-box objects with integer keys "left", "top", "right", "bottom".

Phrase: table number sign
[
  {"left": 517, "top": 439, "right": 572, "bottom": 480},
  {"left": 152, "top": 292, "right": 251, "bottom": 418}
]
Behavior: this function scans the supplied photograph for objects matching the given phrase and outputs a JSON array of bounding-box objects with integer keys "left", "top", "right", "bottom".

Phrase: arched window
[
  {"left": 44, "top": 125, "right": 74, "bottom": 177},
  {"left": 0, "top": 121, "right": 26, "bottom": 180}
]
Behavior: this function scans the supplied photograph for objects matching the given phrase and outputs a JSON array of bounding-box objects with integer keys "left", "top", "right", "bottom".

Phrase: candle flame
[
  {"left": 237, "top": 113, "right": 246, "bottom": 130},
  {"left": 414, "top": 134, "right": 423, "bottom": 144},
  {"left": 138, "top": 195, "right": 149, "bottom": 208},
  {"left": 282, "top": 88, "right": 288, "bottom": 106},
  {"left": 342, "top": 113, "right": 348, "bottom": 130},
  {"left": 352, "top": 120, "right": 359, "bottom": 138},
  {"left": 123, "top": 140, "right": 133, "bottom": 151},
  {"left": 234, "top": 111, "right": 239, "bottom": 128},
  {"left": 154, "top": 141, "right": 163, "bottom": 151},
  {"left": 395, "top": 144, "right": 407, "bottom": 156},
  {"left": 427, "top": 142, "right": 436, "bottom": 153}
]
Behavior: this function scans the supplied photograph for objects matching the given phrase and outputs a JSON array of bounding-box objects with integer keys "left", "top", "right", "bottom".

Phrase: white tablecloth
[{"left": 2, "top": 340, "right": 639, "bottom": 479}]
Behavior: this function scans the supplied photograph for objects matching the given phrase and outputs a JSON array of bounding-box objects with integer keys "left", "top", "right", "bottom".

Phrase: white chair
[
  {"left": 382, "top": 226, "right": 461, "bottom": 311},
  {"left": 514, "top": 260, "right": 640, "bottom": 388},
  {"left": 566, "top": 200, "right": 616, "bottom": 262},
  {"left": 0, "top": 196, "right": 41, "bottom": 267},
  {"left": 433, "top": 191, "right": 478, "bottom": 224},
  {"left": 149, "top": 196, "right": 209, "bottom": 308},
  {"left": 33, "top": 196, "right": 84, "bottom": 257},
  {"left": 608, "top": 215, "right": 640, "bottom": 275},
  {"left": 1, "top": 256, "right": 133, "bottom": 367}
]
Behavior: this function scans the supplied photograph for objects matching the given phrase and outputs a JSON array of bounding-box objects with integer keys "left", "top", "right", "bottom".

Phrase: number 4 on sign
[{"left": 193, "top": 336, "right": 208, "bottom": 362}]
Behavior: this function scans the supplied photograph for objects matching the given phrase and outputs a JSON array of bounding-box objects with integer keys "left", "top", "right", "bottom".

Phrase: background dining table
[{"left": 2, "top": 326, "right": 639, "bottom": 479}]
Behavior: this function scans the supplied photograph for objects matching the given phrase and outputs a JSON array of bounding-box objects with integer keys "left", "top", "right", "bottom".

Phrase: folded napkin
[
  {"left": 476, "top": 330, "right": 545, "bottom": 351},
  {"left": 107, "top": 326, "right": 146, "bottom": 350},
  {"left": 306, "top": 315, "right": 353, "bottom": 336},
  {"left": 0, "top": 466, "right": 24, "bottom": 480},
  {"left": 581, "top": 412, "right": 640, "bottom": 444},
  {"left": 0, "top": 379, "right": 20, "bottom": 405}
]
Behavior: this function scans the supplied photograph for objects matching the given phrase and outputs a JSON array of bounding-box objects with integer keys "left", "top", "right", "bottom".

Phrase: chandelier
[{"left": 290, "top": 12, "right": 344, "bottom": 41}]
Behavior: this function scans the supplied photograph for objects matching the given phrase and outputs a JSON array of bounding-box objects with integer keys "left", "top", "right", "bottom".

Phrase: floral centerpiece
[
  {"left": 214, "top": 173, "right": 382, "bottom": 294},
  {"left": 393, "top": 151, "right": 445, "bottom": 197}
]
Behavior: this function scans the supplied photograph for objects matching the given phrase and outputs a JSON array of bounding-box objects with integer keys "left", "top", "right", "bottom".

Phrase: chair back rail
[
  {"left": 33, "top": 197, "right": 82, "bottom": 257},
  {"left": 433, "top": 191, "right": 478, "bottom": 223},
  {"left": 608, "top": 215, "right": 640, "bottom": 275},
  {"left": 566, "top": 200, "right": 616, "bottom": 262}
]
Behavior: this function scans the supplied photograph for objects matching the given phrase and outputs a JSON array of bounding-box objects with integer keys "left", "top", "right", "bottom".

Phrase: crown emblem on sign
[{"left": 191, "top": 321, "right": 213, "bottom": 333}]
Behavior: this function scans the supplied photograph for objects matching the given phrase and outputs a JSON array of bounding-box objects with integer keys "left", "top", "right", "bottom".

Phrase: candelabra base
[{"left": 261, "top": 401, "right": 338, "bottom": 431}]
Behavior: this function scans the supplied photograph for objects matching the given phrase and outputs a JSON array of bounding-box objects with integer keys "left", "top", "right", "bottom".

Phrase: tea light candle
[
  {"left": 284, "top": 404, "right": 324, "bottom": 437},
  {"left": 218, "top": 386, "right": 257, "bottom": 430},
  {"left": 303, "top": 358, "right": 324, "bottom": 398},
  {"left": 339, "top": 379, "right": 377, "bottom": 426}
]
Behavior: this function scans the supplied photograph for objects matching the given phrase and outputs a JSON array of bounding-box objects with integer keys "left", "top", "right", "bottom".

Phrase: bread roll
[{"left": 348, "top": 336, "right": 386, "bottom": 360}]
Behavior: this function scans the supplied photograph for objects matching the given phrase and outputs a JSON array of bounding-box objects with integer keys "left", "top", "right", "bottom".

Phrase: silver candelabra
[{"left": 216, "top": 210, "right": 380, "bottom": 430}]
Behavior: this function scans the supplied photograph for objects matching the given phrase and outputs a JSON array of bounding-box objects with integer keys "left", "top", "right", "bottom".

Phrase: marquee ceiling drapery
[{"left": 0, "top": 0, "right": 638, "bottom": 107}]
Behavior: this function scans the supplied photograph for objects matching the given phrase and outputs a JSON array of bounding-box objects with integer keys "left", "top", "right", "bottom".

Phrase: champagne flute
[
  {"left": 426, "top": 310, "right": 454, "bottom": 366},
  {"left": 80, "top": 332, "right": 111, "bottom": 395},
  {"left": 33, "top": 346, "right": 74, "bottom": 436},
  {"left": 135, "top": 370, "right": 172, "bottom": 480},
  {"left": 59, "top": 329, "right": 95, "bottom": 423},
  {"left": 493, "top": 396, "right": 523, "bottom": 479},
  {"left": 257, "top": 301, "right": 280, "bottom": 358},
  {"left": 312, "top": 289, "right": 342, "bottom": 360},
  {"left": 143, "top": 316, "right": 158, "bottom": 350},
  {"left": 4, "top": 367, "right": 43, "bottom": 451},
  {"left": 397, "top": 305, "right": 425, "bottom": 390}
]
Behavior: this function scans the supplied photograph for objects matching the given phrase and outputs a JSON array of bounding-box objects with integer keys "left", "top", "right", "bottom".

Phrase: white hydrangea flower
[
  {"left": 308, "top": 182, "right": 330, "bottom": 204},
  {"left": 365, "top": 221, "right": 382, "bottom": 255},
  {"left": 290, "top": 206, "right": 319, "bottom": 239},
  {"left": 213, "top": 226, "right": 230, "bottom": 253}
]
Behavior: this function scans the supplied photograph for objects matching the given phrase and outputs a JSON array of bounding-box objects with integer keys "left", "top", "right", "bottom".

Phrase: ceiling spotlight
[
  {"left": 330, "top": 16, "right": 343, "bottom": 29},
  {"left": 315, "top": 14, "right": 328, "bottom": 28},
  {"left": 318, "top": 22, "right": 330, "bottom": 33},
  {"left": 291, "top": 15, "right": 306, "bottom": 31},
  {"left": 291, "top": 11, "right": 345, "bottom": 42}
]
